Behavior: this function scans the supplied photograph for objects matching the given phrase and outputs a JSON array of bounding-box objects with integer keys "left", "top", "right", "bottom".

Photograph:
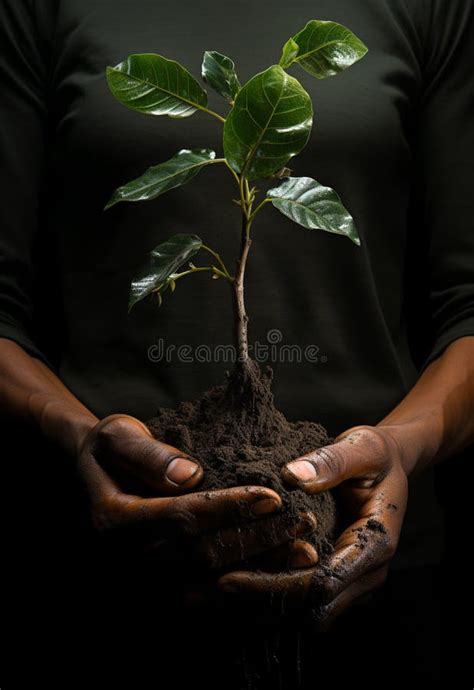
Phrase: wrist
[
  {"left": 27, "top": 391, "right": 98, "bottom": 456},
  {"left": 377, "top": 409, "right": 444, "bottom": 476}
]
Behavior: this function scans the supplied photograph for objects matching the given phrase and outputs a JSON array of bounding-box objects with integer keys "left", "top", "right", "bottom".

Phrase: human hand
[
  {"left": 217, "top": 425, "right": 408, "bottom": 626},
  {"left": 76, "top": 414, "right": 316, "bottom": 571}
]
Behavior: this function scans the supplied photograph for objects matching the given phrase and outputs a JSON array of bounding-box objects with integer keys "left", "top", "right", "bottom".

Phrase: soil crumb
[
  {"left": 146, "top": 359, "right": 338, "bottom": 559},
  {"left": 366, "top": 518, "right": 387, "bottom": 534}
]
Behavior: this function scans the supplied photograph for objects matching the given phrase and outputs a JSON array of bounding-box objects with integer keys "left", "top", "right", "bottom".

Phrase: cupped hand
[
  {"left": 217, "top": 425, "right": 408, "bottom": 626},
  {"left": 76, "top": 414, "right": 317, "bottom": 570}
]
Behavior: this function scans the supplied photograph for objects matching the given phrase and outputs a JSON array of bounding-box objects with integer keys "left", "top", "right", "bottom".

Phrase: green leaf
[
  {"left": 129, "top": 234, "right": 202, "bottom": 311},
  {"left": 267, "top": 176, "right": 360, "bottom": 245},
  {"left": 223, "top": 64, "right": 312, "bottom": 180},
  {"left": 282, "top": 20, "right": 368, "bottom": 78},
  {"left": 201, "top": 50, "right": 241, "bottom": 101},
  {"left": 278, "top": 38, "right": 300, "bottom": 69},
  {"left": 104, "top": 148, "right": 216, "bottom": 209},
  {"left": 106, "top": 53, "right": 208, "bottom": 117}
]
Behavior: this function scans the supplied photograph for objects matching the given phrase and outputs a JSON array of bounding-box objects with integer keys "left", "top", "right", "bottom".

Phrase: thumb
[
  {"left": 91, "top": 414, "right": 204, "bottom": 495},
  {"left": 281, "top": 426, "right": 388, "bottom": 493}
]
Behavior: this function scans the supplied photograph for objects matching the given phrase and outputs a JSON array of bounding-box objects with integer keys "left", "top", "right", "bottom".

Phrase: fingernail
[
  {"left": 290, "top": 546, "right": 318, "bottom": 569},
  {"left": 166, "top": 457, "right": 199, "bottom": 484},
  {"left": 251, "top": 497, "right": 281, "bottom": 516},
  {"left": 286, "top": 460, "right": 317, "bottom": 482},
  {"left": 296, "top": 512, "right": 318, "bottom": 535}
]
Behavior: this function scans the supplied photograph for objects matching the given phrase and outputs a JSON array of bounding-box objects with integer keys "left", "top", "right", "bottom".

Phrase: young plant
[{"left": 104, "top": 19, "right": 368, "bottom": 368}]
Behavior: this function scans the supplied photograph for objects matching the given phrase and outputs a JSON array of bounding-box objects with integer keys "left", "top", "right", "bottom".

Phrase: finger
[
  {"left": 146, "top": 532, "right": 318, "bottom": 572},
  {"left": 313, "top": 565, "right": 388, "bottom": 631},
  {"left": 309, "top": 515, "right": 395, "bottom": 606},
  {"left": 92, "top": 414, "right": 203, "bottom": 494},
  {"left": 216, "top": 518, "right": 389, "bottom": 610},
  {"left": 281, "top": 426, "right": 393, "bottom": 493},
  {"left": 248, "top": 539, "right": 319, "bottom": 572},
  {"left": 106, "top": 484, "right": 283, "bottom": 538},
  {"left": 192, "top": 512, "right": 317, "bottom": 569},
  {"left": 217, "top": 567, "right": 317, "bottom": 608},
  {"left": 307, "top": 463, "right": 407, "bottom": 606}
]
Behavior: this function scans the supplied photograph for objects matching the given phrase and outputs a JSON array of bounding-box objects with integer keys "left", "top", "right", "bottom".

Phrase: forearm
[
  {"left": 0, "top": 338, "right": 98, "bottom": 456},
  {"left": 377, "top": 336, "right": 474, "bottom": 476}
]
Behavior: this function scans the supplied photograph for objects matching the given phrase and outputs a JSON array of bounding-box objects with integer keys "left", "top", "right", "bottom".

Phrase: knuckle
[
  {"left": 312, "top": 445, "right": 347, "bottom": 478},
  {"left": 192, "top": 529, "right": 237, "bottom": 569},
  {"left": 142, "top": 440, "right": 199, "bottom": 478},
  {"left": 194, "top": 540, "right": 221, "bottom": 569},
  {"left": 367, "top": 528, "right": 397, "bottom": 563},
  {"left": 309, "top": 569, "right": 341, "bottom": 605},
  {"left": 93, "top": 414, "right": 150, "bottom": 452},
  {"left": 90, "top": 495, "right": 122, "bottom": 534},
  {"left": 160, "top": 502, "right": 198, "bottom": 537},
  {"left": 341, "top": 424, "right": 380, "bottom": 448},
  {"left": 338, "top": 425, "right": 396, "bottom": 479},
  {"left": 93, "top": 416, "right": 132, "bottom": 452},
  {"left": 139, "top": 438, "right": 170, "bottom": 469}
]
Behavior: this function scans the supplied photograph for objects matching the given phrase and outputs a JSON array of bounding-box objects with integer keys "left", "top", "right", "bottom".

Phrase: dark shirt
[{"left": 1, "top": 0, "right": 473, "bottom": 570}]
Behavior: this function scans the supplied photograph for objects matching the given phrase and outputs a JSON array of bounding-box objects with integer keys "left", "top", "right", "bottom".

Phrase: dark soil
[{"left": 146, "top": 358, "right": 338, "bottom": 561}]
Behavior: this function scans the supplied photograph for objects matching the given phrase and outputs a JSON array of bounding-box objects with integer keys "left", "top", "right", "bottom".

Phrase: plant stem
[
  {"left": 170, "top": 259, "right": 233, "bottom": 285},
  {"left": 244, "top": 177, "right": 251, "bottom": 200},
  {"left": 234, "top": 218, "right": 252, "bottom": 365},
  {"left": 239, "top": 172, "right": 248, "bottom": 217},
  {"left": 211, "top": 158, "right": 242, "bottom": 189},
  {"left": 170, "top": 266, "right": 213, "bottom": 281},
  {"left": 220, "top": 164, "right": 267, "bottom": 366},
  {"left": 199, "top": 106, "right": 226, "bottom": 123},
  {"left": 201, "top": 244, "right": 234, "bottom": 281},
  {"left": 223, "top": 159, "right": 241, "bottom": 187},
  {"left": 248, "top": 197, "right": 271, "bottom": 222},
  {"left": 233, "top": 175, "right": 253, "bottom": 365}
]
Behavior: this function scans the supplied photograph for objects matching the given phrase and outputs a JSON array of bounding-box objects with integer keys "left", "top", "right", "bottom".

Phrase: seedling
[{"left": 104, "top": 19, "right": 367, "bottom": 368}]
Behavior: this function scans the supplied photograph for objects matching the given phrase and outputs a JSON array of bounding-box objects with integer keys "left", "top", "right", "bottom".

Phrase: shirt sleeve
[
  {"left": 412, "top": 0, "right": 474, "bottom": 371},
  {"left": 0, "top": 0, "right": 54, "bottom": 368}
]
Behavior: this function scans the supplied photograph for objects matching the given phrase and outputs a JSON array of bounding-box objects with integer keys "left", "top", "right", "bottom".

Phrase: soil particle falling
[{"left": 146, "top": 358, "right": 338, "bottom": 557}]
